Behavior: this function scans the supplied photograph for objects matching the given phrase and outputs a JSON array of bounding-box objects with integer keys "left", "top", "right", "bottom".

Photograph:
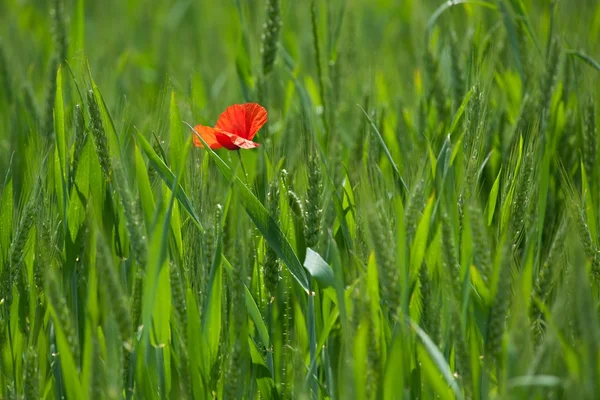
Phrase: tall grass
[{"left": 1, "top": 0, "right": 600, "bottom": 399}]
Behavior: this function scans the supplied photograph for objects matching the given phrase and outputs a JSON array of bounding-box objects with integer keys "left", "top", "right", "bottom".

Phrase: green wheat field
[{"left": 1, "top": 0, "right": 600, "bottom": 399}]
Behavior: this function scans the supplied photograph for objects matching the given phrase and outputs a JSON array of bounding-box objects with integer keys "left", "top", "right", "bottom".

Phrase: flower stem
[{"left": 236, "top": 150, "right": 250, "bottom": 187}]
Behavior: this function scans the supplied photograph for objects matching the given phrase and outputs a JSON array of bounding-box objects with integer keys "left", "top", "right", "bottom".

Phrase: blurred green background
[
  {"left": 1, "top": 0, "right": 599, "bottom": 155},
  {"left": 0, "top": 0, "right": 599, "bottom": 178}
]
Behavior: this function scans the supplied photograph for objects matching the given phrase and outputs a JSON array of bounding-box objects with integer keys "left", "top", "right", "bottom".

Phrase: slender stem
[{"left": 236, "top": 150, "right": 250, "bottom": 187}]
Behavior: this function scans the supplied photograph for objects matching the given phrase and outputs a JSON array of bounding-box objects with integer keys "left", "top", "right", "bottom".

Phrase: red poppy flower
[{"left": 193, "top": 103, "right": 268, "bottom": 150}]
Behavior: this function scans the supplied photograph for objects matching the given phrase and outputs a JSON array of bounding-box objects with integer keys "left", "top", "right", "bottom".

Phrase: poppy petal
[
  {"left": 215, "top": 103, "right": 268, "bottom": 140},
  {"left": 215, "top": 129, "right": 260, "bottom": 150},
  {"left": 193, "top": 125, "right": 222, "bottom": 149}
]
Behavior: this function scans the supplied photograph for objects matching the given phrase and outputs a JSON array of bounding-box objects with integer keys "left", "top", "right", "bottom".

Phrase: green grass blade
[
  {"left": 249, "top": 337, "right": 278, "bottom": 400},
  {"left": 54, "top": 66, "right": 69, "bottom": 235},
  {"left": 0, "top": 177, "right": 12, "bottom": 262},
  {"left": 88, "top": 71, "right": 122, "bottom": 160},
  {"left": 566, "top": 50, "right": 600, "bottom": 73},
  {"left": 134, "top": 141, "right": 156, "bottom": 226},
  {"left": 409, "top": 318, "right": 464, "bottom": 400},
  {"left": 202, "top": 247, "right": 222, "bottom": 365},
  {"left": 358, "top": 105, "right": 408, "bottom": 193},
  {"left": 487, "top": 167, "right": 502, "bottom": 226},
  {"left": 67, "top": 139, "right": 91, "bottom": 241},
  {"left": 449, "top": 88, "right": 474, "bottom": 137},
  {"left": 54, "top": 65, "right": 67, "bottom": 181},
  {"left": 410, "top": 194, "right": 435, "bottom": 282},
  {"left": 245, "top": 284, "right": 269, "bottom": 350},
  {"left": 186, "top": 289, "right": 207, "bottom": 398},
  {"left": 581, "top": 160, "right": 598, "bottom": 241},
  {"left": 135, "top": 129, "right": 202, "bottom": 231},
  {"left": 48, "top": 308, "right": 85, "bottom": 400},
  {"left": 141, "top": 137, "right": 192, "bottom": 351}
]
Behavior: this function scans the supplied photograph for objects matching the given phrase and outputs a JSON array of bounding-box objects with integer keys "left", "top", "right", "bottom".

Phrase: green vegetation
[{"left": 1, "top": 0, "right": 600, "bottom": 398}]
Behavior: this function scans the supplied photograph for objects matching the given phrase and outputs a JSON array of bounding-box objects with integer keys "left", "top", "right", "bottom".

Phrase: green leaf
[
  {"left": 331, "top": 187, "right": 354, "bottom": 252},
  {"left": 86, "top": 211, "right": 100, "bottom": 327},
  {"left": 367, "top": 252, "right": 381, "bottom": 321},
  {"left": 581, "top": 160, "right": 597, "bottom": 243},
  {"left": 427, "top": 141, "right": 437, "bottom": 178},
  {"left": 80, "top": 320, "right": 94, "bottom": 392},
  {"left": 536, "top": 152, "right": 551, "bottom": 244},
  {"left": 249, "top": 337, "right": 279, "bottom": 400},
  {"left": 87, "top": 133, "right": 105, "bottom": 222},
  {"left": 468, "top": 316, "right": 482, "bottom": 397},
  {"left": 88, "top": 69, "right": 125, "bottom": 154},
  {"left": 221, "top": 254, "right": 270, "bottom": 350},
  {"left": 470, "top": 265, "right": 490, "bottom": 305},
  {"left": 54, "top": 66, "right": 69, "bottom": 233},
  {"left": 162, "top": 180, "right": 183, "bottom": 259},
  {"left": 448, "top": 87, "right": 474, "bottom": 136},
  {"left": 313, "top": 307, "right": 339, "bottom": 362},
  {"left": 53, "top": 147, "right": 66, "bottom": 228},
  {"left": 88, "top": 77, "right": 122, "bottom": 166},
  {"left": 141, "top": 137, "right": 192, "bottom": 353},
  {"left": 567, "top": 50, "right": 600, "bottom": 73},
  {"left": 359, "top": 105, "right": 408, "bottom": 192},
  {"left": 245, "top": 285, "right": 269, "bottom": 349},
  {"left": 54, "top": 65, "right": 67, "bottom": 181},
  {"left": 186, "top": 289, "right": 208, "bottom": 398},
  {"left": 410, "top": 319, "right": 464, "bottom": 400},
  {"left": 353, "top": 315, "right": 370, "bottom": 399},
  {"left": 500, "top": 135, "right": 523, "bottom": 231},
  {"left": 329, "top": 233, "right": 350, "bottom": 335},
  {"left": 67, "top": 139, "right": 91, "bottom": 242},
  {"left": 487, "top": 167, "right": 502, "bottom": 226},
  {"left": 203, "top": 253, "right": 222, "bottom": 364},
  {"left": 135, "top": 130, "right": 202, "bottom": 231},
  {"left": 185, "top": 122, "right": 310, "bottom": 292},
  {"left": 417, "top": 345, "right": 453, "bottom": 400},
  {"left": 49, "top": 302, "right": 85, "bottom": 400},
  {"left": 410, "top": 194, "right": 435, "bottom": 282},
  {"left": 383, "top": 334, "right": 406, "bottom": 400},
  {"left": 534, "top": 298, "right": 580, "bottom": 376},
  {"left": 303, "top": 248, "right": 335, "bottom": 288},
  {"left": 135, "top": 141, "right": 156, "bottom": 227},
  {"left": 0, "top": 178, "right": 13, "bottom": 262},
  {"left": 394, "top": 191, "right": 408, "bottom": 312},
  {"left": 151, "top": 265, "right": 171, "bottom": 346}
]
